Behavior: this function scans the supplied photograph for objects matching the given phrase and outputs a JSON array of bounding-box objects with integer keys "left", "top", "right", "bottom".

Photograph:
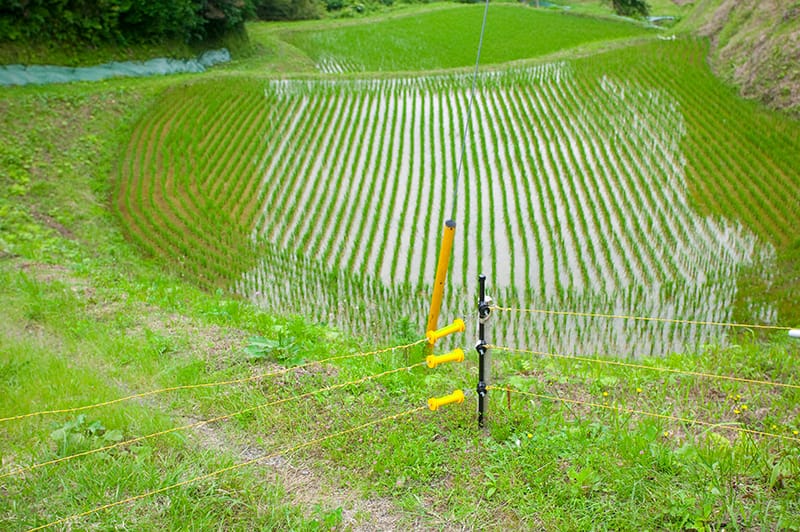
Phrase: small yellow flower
[
  {"left": 527, "top": 433, "right": 533, "bottom": 439},
  {"left": 663, "top": 431, "right": 671, "bottom": 438},
  {"left": 771, "top": 425, "right": 778, "bottom": 430},
  {"left": 734, "top": 409, "right": 741, "bottom": 415},
  {"left": 793, "top": 430, "right": 799, "bottom": 436},
  {"left": 636, "top": 387, "right": 643, "bottom": 393},
  {"left": 602, "top": 391, "right": 609, "bottom": 397},
  {"left": 741, "top": 404, "right": 748, "bottom": 411},
  {"left": 735, "top": 394, "right": 742, "bottom": 401}
]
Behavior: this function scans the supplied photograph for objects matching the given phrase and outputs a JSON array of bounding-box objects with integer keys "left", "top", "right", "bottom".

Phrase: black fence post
[{"left": 477, "top": 273, "right": 490, "bottom": 428}]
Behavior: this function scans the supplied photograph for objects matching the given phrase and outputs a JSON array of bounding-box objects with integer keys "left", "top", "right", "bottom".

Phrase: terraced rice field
[
  {"left": 116, "top": 38, "right": 800, "bottom": 356},
  {"left": 281, "top": 4, "right": 654, "bottom": 73}
]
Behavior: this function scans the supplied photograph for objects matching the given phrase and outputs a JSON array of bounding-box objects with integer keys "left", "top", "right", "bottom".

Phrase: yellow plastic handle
[
  {"left": 426, "top": 318, "right": 466, "bottom": 345},
  {"left": 426, "top": 348, "right": 465, "bottom": 369},
  {"left": 427, "top": 389, "right": 465, "bottom": 411}
]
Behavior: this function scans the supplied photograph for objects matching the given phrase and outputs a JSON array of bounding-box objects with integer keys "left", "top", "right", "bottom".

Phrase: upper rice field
[{"left": 117, "top": 4, "right": 800, "bottom": 356}]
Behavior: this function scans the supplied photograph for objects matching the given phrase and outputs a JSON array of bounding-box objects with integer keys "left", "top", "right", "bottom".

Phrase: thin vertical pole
[{"left": 477, "top": 274, "right": 489, "bottom": 428}]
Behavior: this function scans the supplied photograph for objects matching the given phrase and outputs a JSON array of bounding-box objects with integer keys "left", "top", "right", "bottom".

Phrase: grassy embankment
[{"left": 2, "top": 3, "right": 800, "bottom": 529}]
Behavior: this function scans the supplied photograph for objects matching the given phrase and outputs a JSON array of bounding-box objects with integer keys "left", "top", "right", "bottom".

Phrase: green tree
[
  {"left": 0, "top": 0, "right": 248, "bottom": 45},
  {"left": 252, "top": 0, "right": 323, "bottom": 21},
  {"left": 604, "top": 0, "right": 650, "bottom": 18}
]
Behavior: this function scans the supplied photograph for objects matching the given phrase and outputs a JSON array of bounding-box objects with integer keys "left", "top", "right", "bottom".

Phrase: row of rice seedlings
[
  {"left": 571, "top": 85, "right": 655, "bottom": 287},
  {"left": 204, "top": 92, "right": 268, "bottom": 207},
  {"left": 304, "top": 91, "right": 372, "bottom": 253},
  {"left": 368, "top": 87, "right": 409, "bottom": 283},
  {"left": 196, "top": 92, "right": 253, "bottom": 190},
  {"left": 348, "top": 86, "right": 402, "bottom": 277},
  {"left": 236, "top": 96, "right": 304, "bottom": 228},
  {"left": 308, "top": 92, "right": 372, "bottom": 261},
  {"left": 122, "top": 89, "right": 256, "bottom": 288},
  {"left": 547, "top": 83, "right": 625, "bottom": 292},
  {"left": 585, "top": 81, "right": 671, "bottom": 285},
  {"left": 533, "top": 80, "right": 603, "bottom": 291},
  {"left": 515, "top": 84, "right": 582, "bottom": 293},
  {"left": 679, "top": 73, "right": 800, "bottom": 231},
  {"left": 386, "top": 92, "right": 420, "bottom": 285},
  {"left": 316, "top": 56, "right": 364, "bottom": 75},
  {"left": 600, "top": 75, "right": 776, "bottom": 277},
  {"left": 627, "top": 45, "right": 797, "bottom": 243},
  {"left": 214, "top": 96, "right": 274, "bottom": 216},
  {"left": 280, "top": 91, "right": 358, "bottom": 250},
  {"left": 486, "top": 89, "right": 532, "bottom": 292},
  {"left": 150, "top": 107, "right": 250, "bottom": 284},
  {"left": 256, "top": 94, "right": 331, "bottom": 241},
  {"left": 579, "top": 76, "right": 727, "bottom": 288},
  {"left": 474, "top": 88, "right": 514, "bottom": 288},
  {"left": 317, "top": 93, "right": 383, "bottom": 267},
  {"left": 503, "top": 85, "right": 556, "bottom": 296},
  {"left": 248, "top": 96, "right": 314, "bottom": 239},
  {"left": 398, "top": 93, "right": 428, "bottom": 286}
]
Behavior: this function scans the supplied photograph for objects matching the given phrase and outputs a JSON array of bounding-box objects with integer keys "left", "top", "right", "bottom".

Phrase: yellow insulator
[
  {"left": 428, "top": 389, "right": 465, "bottom": 411},
  {"left": 426, "top": 318, "right": 466, "bottom": 345},
  {"left": 426, "top": 348, "right": 465, "bottom": 369}
]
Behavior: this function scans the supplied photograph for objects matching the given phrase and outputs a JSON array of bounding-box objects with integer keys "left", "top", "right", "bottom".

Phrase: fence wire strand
[
  {"left": 0, "top": 338, "right": 426, "bottom": 424},
  {"left": 489, "top": 345, "right": 800, "bottom": 392},
  {"left": 489, "top": 306, "right": 793, "bottom": 331},
  {"left": 488, "top": 385, "right": 800, "bottom": 444},
  {"left": 26, "top": 405, "right": 426, "bottom": 532},
  {"left": 1, "top": 362, "right": 427, "bottom": 480}
]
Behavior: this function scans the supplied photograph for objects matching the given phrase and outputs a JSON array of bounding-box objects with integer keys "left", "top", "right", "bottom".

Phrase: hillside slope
[{"left": 689, "top": 0, "right": 800, "bottom": 117}]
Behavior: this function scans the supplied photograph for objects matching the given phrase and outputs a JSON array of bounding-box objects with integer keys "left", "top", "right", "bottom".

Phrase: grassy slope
[
  {"left": 677, "top": 0, "right": 800, "bottom": 118},
  {"left": 2, "top": 6, "right": 800, "bottom": 530}
]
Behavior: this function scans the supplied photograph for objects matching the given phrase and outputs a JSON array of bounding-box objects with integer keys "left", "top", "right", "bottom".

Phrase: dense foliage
[
  {"left": 0, "top": 0, "right": 250, "bottom": 45},
  {"left": 252, "top": 0, "right": 324, "bottom": 21},
  {"left": 605, "top": 0, "right": 650, "bottom": 18}
]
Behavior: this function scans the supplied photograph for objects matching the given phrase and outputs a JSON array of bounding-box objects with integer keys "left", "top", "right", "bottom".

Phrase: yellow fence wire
[
  {"left": 488, "top": 385, "right": 800, "bottom": 444},
  {"left": 0, "top": 339, "right": 426, "bottom": 424},
  {"left": 490, "top": 306, "right": 793, "bottom": 331},
  {"left": 27, "top": 405, "right": 427, "bottom": 532},
  {"left": 489, "top": 345, "right": 800, "bottom": 392},
  {"left": 1, "top": 362, "right": 426, "bottom": 480}
]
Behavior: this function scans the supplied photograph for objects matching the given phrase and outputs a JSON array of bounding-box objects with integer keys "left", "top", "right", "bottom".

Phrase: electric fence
[{"left": 473, "top": 274, "right": 800, "bottom": 436}]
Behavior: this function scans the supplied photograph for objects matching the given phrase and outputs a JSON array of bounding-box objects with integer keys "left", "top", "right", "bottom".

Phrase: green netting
[{"left": 0, "top": 49, "right": 230, "bottom": 87}]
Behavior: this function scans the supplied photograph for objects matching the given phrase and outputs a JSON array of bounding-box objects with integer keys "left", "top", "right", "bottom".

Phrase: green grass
[
  {"left": 280, "top": 3, "right": 654, "bottom": 72},
  {"left": 2, "top": 3, "right": 800, "bottom": 529}
]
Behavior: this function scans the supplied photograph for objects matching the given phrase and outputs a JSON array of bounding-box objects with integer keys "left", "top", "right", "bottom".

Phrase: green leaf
[
  {"left": 103, "top": 429, "right": 124, "bottom": 442},
  {"left": 49, "top": 428, "right": 67, "bottom": 442}
]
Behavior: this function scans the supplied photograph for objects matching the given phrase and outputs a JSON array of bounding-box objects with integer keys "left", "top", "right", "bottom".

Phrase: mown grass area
[
  {"left": 2, "top": 3, "right": 800, "bottom": 530},
  {"left": 280, "top": 3, "right": 654, "bottom": 72}
]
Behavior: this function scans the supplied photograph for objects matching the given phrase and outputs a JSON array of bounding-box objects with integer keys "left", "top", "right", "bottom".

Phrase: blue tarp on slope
[{"left": 0, "top": 49, "right": 231, "bottom": 87}]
